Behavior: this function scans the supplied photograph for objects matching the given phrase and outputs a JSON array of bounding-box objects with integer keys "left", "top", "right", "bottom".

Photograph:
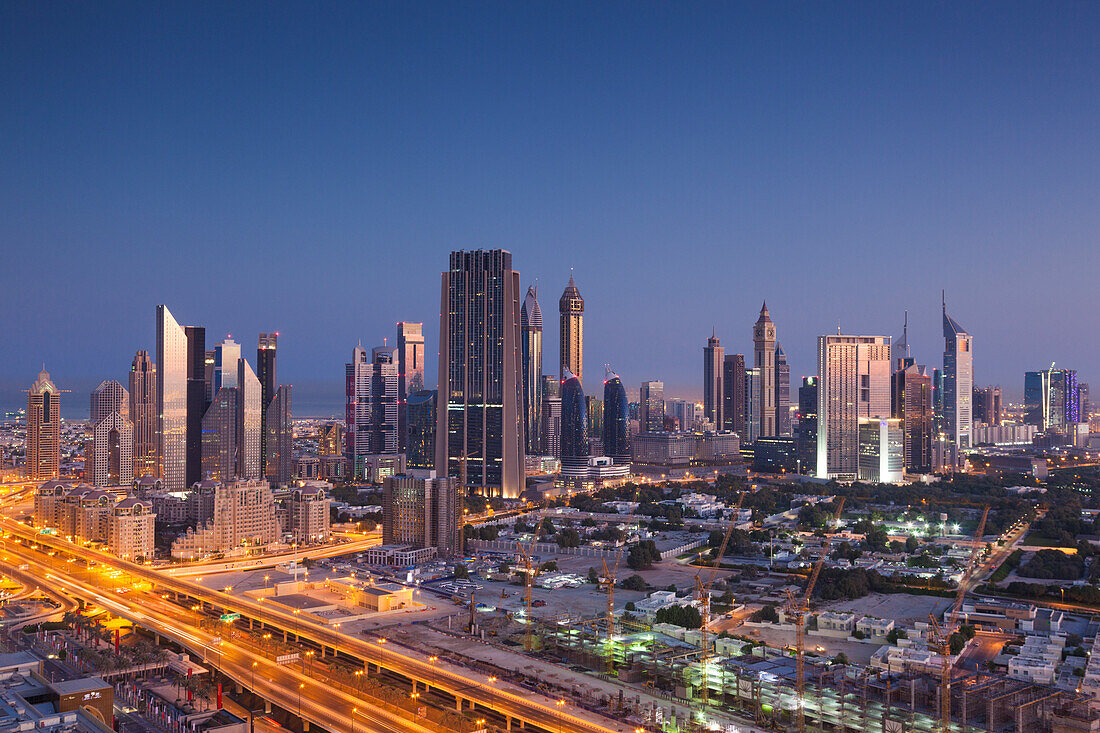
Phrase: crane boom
[{"left": 696, "top": 491, "right": 746, "bottom": 708}]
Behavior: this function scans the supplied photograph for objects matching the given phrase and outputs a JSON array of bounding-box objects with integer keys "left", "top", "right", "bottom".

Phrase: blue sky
[{"left": 3, "top": 2, "right": 1099, "bottom": 415}]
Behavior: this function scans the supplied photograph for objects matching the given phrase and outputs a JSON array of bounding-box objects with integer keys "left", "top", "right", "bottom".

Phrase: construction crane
[
  {"left": 518, "top": 514, "right": 549, "bottom": 652},
  {"left": 784, "top": 496, "right": 845, "bottom": 733},
  {"left": 599, "top": 546, "right": 626, "bottom": 675},
  {"left": 694, "top": 490, "right": 746, "bottom": 707},
  {"left": 927, "top": 505, "right": 989, "bottom": 733}
]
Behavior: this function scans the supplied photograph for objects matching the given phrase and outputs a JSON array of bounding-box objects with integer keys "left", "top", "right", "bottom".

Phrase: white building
[
  {"left": 171, "top": 479, "right": 278, "bottom": 559},
  {"left": 816, "top": 335, "right": 891, "bottom": 479},
  {"left": 858, "top": 418, "right": 904, "bottom": 482},
  {"left": 1007, "top": 635, "right": 1064, "bottom": 686}
]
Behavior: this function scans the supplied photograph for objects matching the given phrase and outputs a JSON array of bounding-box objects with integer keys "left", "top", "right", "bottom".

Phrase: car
[{"left": 531, "top": 600, "right": 546, "bottom": 607}]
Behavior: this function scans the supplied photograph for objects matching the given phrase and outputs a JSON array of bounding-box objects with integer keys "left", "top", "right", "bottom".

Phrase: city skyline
[{"left": 4, "top": 4, "right": 1100, "bottom": 411}]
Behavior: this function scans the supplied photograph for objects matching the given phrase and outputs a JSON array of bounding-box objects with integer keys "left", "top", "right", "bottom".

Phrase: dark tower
[
  {"left": 257, "top": 333, "right": 278, "bottom": 473},
  {"left": 602, "top": 367, "right": 630, "bottom": 464},
  {"left": 184, "top": 326, "right": 207, "bottom": 487}
]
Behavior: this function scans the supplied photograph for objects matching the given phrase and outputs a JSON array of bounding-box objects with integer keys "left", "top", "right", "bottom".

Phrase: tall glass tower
[
  {"left": 942, "top": 295, "right": 973, "bottom": 451},
  {"left": 156, "top": 305, "right": 188, "bottom": 491},
  {"left": 521, "top": 285, "right": 544, "bottom": 455},
  {"left": 435, "top": 250, "right": 525, "bottom": 498},
  {"left": 602, "top": 367, "right": 630, "bottom": 464},
  {"left": 703, "top": 331, "right": 723, "bottom": 428},
  {"left": 560, "top": 369, "right": 589, "bottom": 472},
  {"left": 257, "top": 333, "right": 277, "bottom": 471},
  {"left": 559, "top": 275, "right": 584, "bottom": 387}
]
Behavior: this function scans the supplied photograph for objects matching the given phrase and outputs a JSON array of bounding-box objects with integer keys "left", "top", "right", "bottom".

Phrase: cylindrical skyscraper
[
  {"left": 560, "top": 369, "right": 589, "bottom": 471},
  {"left": 602, "top": 367, "right": 630, "bottom": 464}
]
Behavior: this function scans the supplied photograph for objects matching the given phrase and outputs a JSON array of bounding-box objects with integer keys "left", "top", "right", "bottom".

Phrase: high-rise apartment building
[
  {"left": 170, "top": 479, "right": 277, "bottom": 559},
  {"left": 743, "top": 368, "right": 761, "bottom": 443},
  {"left": 722, "top": 354, "right": 746, "bottom": 438},
  {"left": 288, "top": 483, "right": 330, "bottom": 544},
  {"left": 796, "top": 377, "right": 818, "bottom": 473},
  {"left": 264, "top": 385, "right": 292, "bottom": 484},
  {"left": 816, "top": 335, "right": 892, "bottom": 479},
  {"left": 521, "top": 285, "right": 544, "bottom": 454},
  {"left": 435, "top": 250, "right": 525, "bottom": 497},
  {"left": 26, "top": 369, "right": 61, "bottom": 481},
  {"left": 237, "top": 358, "right": 262, "bottom": 479},
  {"left": 603, "top": 368, "right": 630, "bottom": 464},
  {"left": 382, "top": 474, "right": 462, "bottom": 558},
  {"left": 560, "top": 369, "right": 589, "bottom": 472},
  {"left": 775, "top": 343, "right": 791, "bottom": 436},
  {"left": 892, "top": 363, "right": 933, "bottom": 474},
  {"left": 87, "top": 381, "right": 134, "bottom": 487},
  {"left": 406, "top": 390, "right": 437, "bottom": 470},
  {"left": 666, "top": 399, "right": 697, "bottom": 431},
  {"left": 703, "top": 332, "right": 723, "bottom": 428},
  {"left": 396, "top": 322, "right": 425, "bottom": 452},
  {"left": 559, "top": 275, "right": 584, "bottom": 386},
  {"left": 753, "top": 303, "right": 778, "bottom": 438},
  {"left": 542, "top": 395, "right": 562, "bottom": 458},
  {"left": 640, "top": 380, "right": 664, "bottom": 433},
  {"left": 185, "top": 327, "right": 208, "bottom": 487},
  {"left": 129, "top": 351, "right": 157, "bottom": 479},
  {"left": 858, "top": 418, "right": 904, "bottom": 483},
  {"left": 257, "top": 333, "right": 277, "bottom": 471},
  {"left": 201, "top": 387, "right": 238, "bottom": 481},
  {"left": 942, "top": 298, "right": 973, "bottom": 450},
  {"left": 156, "top": 305, "right": 188, "bottom": 491},
  {"left": 346, "top": 345, "right": 400, "bottom": 477}
]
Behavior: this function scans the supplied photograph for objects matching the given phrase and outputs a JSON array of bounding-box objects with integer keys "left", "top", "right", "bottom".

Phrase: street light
[{"left": 556, "top": 699, "right": 566, "bottom": 733}]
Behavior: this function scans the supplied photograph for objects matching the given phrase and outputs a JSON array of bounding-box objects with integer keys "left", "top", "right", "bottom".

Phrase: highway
[{"left": 0, "top": 523, "right": 632, "bottom": 733}]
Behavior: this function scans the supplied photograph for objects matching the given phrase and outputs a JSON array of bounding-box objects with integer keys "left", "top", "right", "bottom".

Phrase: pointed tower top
[{"left": 755, "top": 300, "right": 773, "bottom": 325}]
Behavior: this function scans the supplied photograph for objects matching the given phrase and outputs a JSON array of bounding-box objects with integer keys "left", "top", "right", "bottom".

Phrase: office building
[
  {"left": 1025, "top": 368, "right": 1081, "bottom": 433},
  {"left": 753, "top": 302, "right": 778, "bottom": 437},
  {"left": 156, "top": 305, "right": 188, "bottom": 491},
  {"left": 560, "top": 369, "right": 589, "bottom": 473},
  {"left": 26, "top": 369, "right": 61, "bottom": 481},
  {"left": 586, "top": 396, "right": 604, "bottom": 450},
  {"left": 775, "top": 343, "right": 791, "bottom": 436},
  {"left": 397, "top": 322, "right": 425, "bottom": 452},
  {"left": 744, "top": 368, "right": 761, "bottom": 443},
  {"left": 603, "top": 368, "right": 631, "bottom": 464},
  {"left": 722, "top": 354, "right": 746, "bottom": 437},
  {"left": 212, "top": 337, "right": 240, "bottom": 392},
  {"left": 170, "top": 479, "right": 278, "bottom": 559},
  {"left": 892, "top": 363, "right": 933, "bottom": 474},
  {"left": 257, "top": 333, "right": 277, "bottom": 471},
  {"left": 640, "top": 380, "right": 665, "bottom": 433},
  {"left": 631, "top": 431, "right": 740, "bottom": 468},
  {"left": 87, "top": 381, "right": 133, "bottom": 487},
  {"left": 318, "top": 423, "right": 344, "bottom": 457},
  {"left": 382, "top": 474, "right": 462, "bottom": 558},
  {"left": 406, "top": 389, "right": 436, "bottom": 470},
  {"left": 703, "top": 332, "right": 723, "bottom": 428},
  {"left": 816, "top": 335, "right": 892, "bottom": 479},
  {"left": 942, "top": 297, "right": 973, "bottom": 450},
  {"left": 973, "top": 386, "right": 1002, "bottom": 427},
  {"left": 185, "top": 327, "right": 208, "bottom": 487},
  {"left": 264, "top": 385, "right": 292, "bottom": 484},
  {"left": 666, "top": 398, "right": 698, "bottom": 432},
  {"left": 288, "top": 483, "right": 331, "bottom": 544},
  {"left": 200, "top": 386, "right": 238, "bottom": 482},
  {"left": 521, "top": 285, "right": 544, "bottom": 454},
  {"left": 932, "top": 368, "right": 944, "bottom": 437},
  {"left": 346, "top": 344, "right": 400, "bottom": 478},
  {"left": 858, "top": 418, "right": 904, "bottom": 483},
  {"left": 752, "top": 436, "right": 799, "bottom": 473},
  {"left": 435, "top": 250, "right": 525, "bottom": 497},
  {"left": 796, "top": 377, "right": 818, "bottom": 473},
  {"left": 559, "top": 274, "right": 584, "bottom": 386},
  {"left": 128, "top": 350, "right": 157, "bottom": 479},
  {"left": 542, "top": 395, "right": 562, "bottom": 457}
]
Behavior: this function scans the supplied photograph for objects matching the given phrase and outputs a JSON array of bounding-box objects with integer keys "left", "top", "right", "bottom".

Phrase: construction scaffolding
[{"left": 538, "top": 615, "right": 1099, "bottom": 733}]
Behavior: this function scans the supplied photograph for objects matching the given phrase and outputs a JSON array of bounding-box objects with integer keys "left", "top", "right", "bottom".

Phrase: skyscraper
[
  {"left": 722, "top": 354, "right": 746, "bottom": 437},
  {"left": 559, "top": 274, "right": 584, "bottom": 386},
  {"left": 346, "top": 344, "right": 401, "bottom": 477},
  {"left": 26, "top": 369, "right": 61, "bottom": 481},
  {"left": 942, "top": 296, "right": 973, "bottom": 450},
  {"left": 237, "top": 358, "right": 262, "bottom": 479},
  {"left": 603, "top": 368, "right": 631, "bottom": 464},
  {"left": 257, "top": 333, "right": 277, "bottom": 471},
  {"left": 703, "top": 332, "right": 723, "bottom": 428},
  {"left": 264, "top": 385, "right": 292, "bottom": 484},
  {"left": 796, "top": 377, "right": 818, "bottom": 473},
  {"left": 639, "top": 380, "right": 664, "bottom": 433},
  {"left": 435, "top": 250, "right": 525, "bottom": 498},
  {"left": 541, "top": 374, "right": 561, "bottom": 456},
  {"left": 521, "top": 285, "right": 544, "bottom": 455},
  {"left": 397, "top": 322, "right": 425, "bottom": 453},
  {"left": 775, "top": 343, "right": 791, "bottom": 436},
  {"left": 1025, "top": 368, "right": 1081, "bottom": 432},
  {"left": 382, "top": 474, "right": 462, "bottom": 558},
  {"left": 185, "top": 326, "right": 208, "bottom": 487},
  {"left": 816, "top": 335, "right": 892, "bottom": 479},
  {"left": 753, "top": 302, "right": 778, "bottom": 438},
  {"left": 156, "top": 305, "right": 188, "bottom": 491},
  {"left": 744, "top": 368, "right": 761, "bottom": 443},
  {"left": 201, "top": 386, "right": 238, "bottom": 481},
  {"left": 129, "top": 351, "right": 157, "bottom": 479},
  {"left": 88, "top": 381, "right": 134, "bottom": 487},
  {"left": 973, "top": 386, "right": 1002, "bottom": 427},
  {"left": 892, "top": 363, "right": 933, "bottom": 474},
  {"left": 560, "top": 369, "right": 589, "bottom": 474},
  {"left": 406, "top": 389, "right": 437, "bottom": 471}
]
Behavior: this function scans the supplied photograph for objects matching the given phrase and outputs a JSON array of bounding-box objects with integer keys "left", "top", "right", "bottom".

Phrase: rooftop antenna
[{"left": 904, "top": 310, "right": 910, "bottom": 358}]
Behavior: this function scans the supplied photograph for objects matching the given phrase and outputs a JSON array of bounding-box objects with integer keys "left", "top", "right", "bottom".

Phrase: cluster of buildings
[{"left": 33, "top": 480, "right": 155, "bottom": 561}]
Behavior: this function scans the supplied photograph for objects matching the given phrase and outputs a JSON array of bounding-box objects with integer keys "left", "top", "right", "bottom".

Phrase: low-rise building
[
  {"left": 33, "top": 482, "right": 155, "bottom": 561},
  {"left": 1007, "top": 635, "right": 1065, "bottom": 686},
  {"left": 856, "top": 616, "right": 895, "bottom": 639},
  {"left": 816, "top": 611, "right": 856, "bottom": 636},
  {"left": 287, "top": 482, "right": 331, "bottom": 544}
]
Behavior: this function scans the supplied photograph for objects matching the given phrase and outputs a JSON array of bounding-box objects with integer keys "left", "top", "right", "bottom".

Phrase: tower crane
[
  {"left": 518, "top": 515, "right": 549, "bottom": 652},
  {"left": 784, "top": 496, "right": 845, "bottom": 733},
  {"left": 600, "top": 546, "right": 626, "bottom": 675},
  {"left": 694, "top": 490, "right": 746, "bottom": 707},
  {"left": 927, "top": 505, "right": 989, "bottom": 733}
]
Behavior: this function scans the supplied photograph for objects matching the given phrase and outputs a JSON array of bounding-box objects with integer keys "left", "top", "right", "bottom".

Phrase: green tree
[
  {"left": 453, "top": 563, "right": 469, "bottom": 579},
  {"left": 620, "top": 574, "right": 648, "bottom": 592},
  {"left": 627, "top": 540, "right": 662, "bottom": 570}
]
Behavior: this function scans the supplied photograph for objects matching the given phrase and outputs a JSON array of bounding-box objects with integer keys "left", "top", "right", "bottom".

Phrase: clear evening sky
[{"left": 3, "top": 3, "right": 1099, "bottom": 415}]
